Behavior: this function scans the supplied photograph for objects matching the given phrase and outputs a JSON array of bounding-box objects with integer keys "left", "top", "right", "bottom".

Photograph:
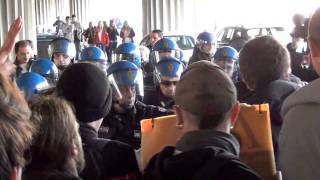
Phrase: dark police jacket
[
  {"left": 99, "top": 101, "right": 172, "bottom": 149},
  {"left": 142, "top": 130, "right": 261, "bottom": 180},
  {"left": 143, "top": 86, "right": 174, "bottom": 110},
  {"left": 79, "top": 124, "right": 140, "bottom": 180}
]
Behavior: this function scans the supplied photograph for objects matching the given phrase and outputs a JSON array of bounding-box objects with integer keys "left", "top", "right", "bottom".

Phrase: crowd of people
[{"left": 0, "top": 7, "right": 320, "bottom": 180}]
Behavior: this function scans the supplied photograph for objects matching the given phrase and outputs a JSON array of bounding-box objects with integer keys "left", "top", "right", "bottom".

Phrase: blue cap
[
  {"left": 156, "top": 57, "right": 183, "bottom": 78},
  {"left": 80, "top": 46, "right": 106, "bottom": 62},
  {"left": 16, "top": 72, "right": 49, "bottom": 101},
  {"left": 153, "top": 38, "right": 179, "bottom": 51},
  {"left": 214, "top": 46, "right": 239, "bottom": 61}
]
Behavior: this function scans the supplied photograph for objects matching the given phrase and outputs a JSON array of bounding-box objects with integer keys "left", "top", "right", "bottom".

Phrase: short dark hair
[
  {"left": 184, "top": 110, "right": 230, "bottom": 130},
  {"left": 0, "top": 73, "right": 34, "bottom": 179},
  {"left": 151, "top": 29, "right": 163, "bottom": 38},
  {"left": 27, "top": 96, "right": 81, "bottom": 171},
  {"left": 71, "top": 14, "right": 76, "bottom": 18},
  {"left": 239, "top": 36, "right": 290, "bottom": 89},
  {"left": 14, "top": 40, "right": 33, "bottom": 53}
]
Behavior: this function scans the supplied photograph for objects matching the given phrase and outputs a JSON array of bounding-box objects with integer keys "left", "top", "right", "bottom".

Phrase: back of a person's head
[
  {"left": 56, "top": 63, "right": 112, "bottom": 123},
  {"left": 28, "top": 96, "right": 82, "bottom": 169},
  {"left": 239, "top": 36, "right": 290, "bottom": 90},
  {"left": 174, "top": 61, "right": 237, "bottom": 129},
  {"left": 309, "top": 8, "right": 320, "bottom": 46},
  {"left": 0, "top": 73, "right": 34, "bottom": 180},
  {"left": 26, "top": 96, "right": 84, "bottom": 174}
]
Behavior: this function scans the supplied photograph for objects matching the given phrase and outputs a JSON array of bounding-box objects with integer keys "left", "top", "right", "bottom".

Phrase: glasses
[{"left": 160, "top": 81, "right": 178, "bottom": 86}]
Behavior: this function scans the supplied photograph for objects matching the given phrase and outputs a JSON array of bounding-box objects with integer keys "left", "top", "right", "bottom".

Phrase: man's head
[
  {"left": 14, "top": 40, "right": 34, "bottom": 65},
  {"left": 29, "top": 58, "right": 59, "bottom": 86},
  {"left": 308, "top": 7, "right": 320, "bottom": 75},
  {"left": 153, "top": 38, "right": 181, "bottom": 61},
  {"left": 28, "top": 96, "right": 84, "bottom": 175},
  {"left": 48, "top": 37, "right": 76, "bottom": 71},
  {"left": 107, "top": 61, "right": 143, "bottom": 111},
  {"left": 71, "top": 14, "right": 77, "bottom": 22},
  {"left": 56, "top": 63, "right": 112, "bottom": 125},
  {"left": 150, "top": 30, "right": 163, "bottom": 47},
  {"left": 65, "top": 16, "right": 70, "bottom": 24},
  {"left": 239, "top": 36, "right": 290, "bottom": 90},
  {"left": 156, "top": 57, "right": 183, "bottom": 98},
  {"left": 174, "top": 61, "right": 239, "bottom": 133},
  {"left": 110, "top": 19, "right": 116, "bottom": 27},
  {"left": 196, "top": 31, "right": 217, "bottom": 56},
  {"left": 214, "top": 46, "right": 239, "bottom": 78},
  {"left": 0, "top": 73, "right": 35, "bottom": 180},
  {"left": 116, "top": 43, "right": 141, "bottom": 68},
  {"left": 80, "top": 47, "right": 108, "bottom": 72}
]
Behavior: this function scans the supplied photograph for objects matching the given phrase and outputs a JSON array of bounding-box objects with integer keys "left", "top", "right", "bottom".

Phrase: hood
[
  {"left": 281, "top": 78, "right": 320, "bottom": 117},
  {"left": 143, "top": 130, "right": 241, "bottom": 180}
]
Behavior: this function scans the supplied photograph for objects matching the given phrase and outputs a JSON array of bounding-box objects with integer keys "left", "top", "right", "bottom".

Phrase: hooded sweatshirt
[
  {"left": 142, "top": 130, "right": 261, "bottom": 180},
  {"left": 279, "top": 78, "right": 320, "bottom": 180}
]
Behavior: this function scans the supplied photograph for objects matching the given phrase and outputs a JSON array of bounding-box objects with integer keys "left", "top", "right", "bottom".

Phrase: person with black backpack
[{"left": 142, "top": 61, "right": 261, "bottom": 180}]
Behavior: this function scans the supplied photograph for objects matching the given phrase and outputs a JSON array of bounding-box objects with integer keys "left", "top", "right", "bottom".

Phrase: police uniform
[
  {"left": 99, "top": 101, "right": 171, "bottom": 149},
  {"left": 143, "top": 86, "right": 174, "bottom": 109}
]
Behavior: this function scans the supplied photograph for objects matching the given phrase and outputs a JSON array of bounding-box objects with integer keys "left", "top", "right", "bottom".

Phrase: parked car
[
  {"left": 140, "top": 34, "right": 195, "bottom": 63},
  {"left": 216, "top": 25, "right": 291, "bottom": 51}
]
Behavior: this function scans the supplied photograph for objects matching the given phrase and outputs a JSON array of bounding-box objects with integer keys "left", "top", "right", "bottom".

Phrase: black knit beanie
[{"left": 56, "top": 63, "right": 112, "bottom": 123}]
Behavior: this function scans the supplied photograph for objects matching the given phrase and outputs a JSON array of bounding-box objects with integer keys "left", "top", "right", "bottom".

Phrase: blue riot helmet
[
  {"left": 80, "top": 46, "right": 108, "bottom": 72},
  {"left": 116, "top": 43, "right": 142, "bottom": 68},
  {"left": 16, "top": 72, "right": 49, "bottom": 101},
  {"left": 213, "top": 46, "right": 239, "bottom": 77},
  {"left": 155, "top": 57, "right": 183, "bottom": 99},
  {"left": 153, "top": 38, "right": 182, "bottom": 62},
  {"left": 107, "top": 60, "right": 144, "bottom": 109},
  {"left": 48, "top": 37, "right": 76, "bottom": 70},
  {"left": 155, "top": 57, "right": 183, "bottom": 83},
  {"left": 29, "top": 58, "right": 59, "bottom": 86},
  {"left": 196, "top": 31, "right": 217, "bottom": 55}
]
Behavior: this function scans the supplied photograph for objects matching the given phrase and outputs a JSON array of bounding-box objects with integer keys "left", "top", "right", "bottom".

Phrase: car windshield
[{"left": 165, "top": 36, "right": 195, "bottom": 50}]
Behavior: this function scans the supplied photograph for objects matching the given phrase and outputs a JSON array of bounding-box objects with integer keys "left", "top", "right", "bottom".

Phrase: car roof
[{"left": 221, "top": 26, "right": 285, "bottom": 31}]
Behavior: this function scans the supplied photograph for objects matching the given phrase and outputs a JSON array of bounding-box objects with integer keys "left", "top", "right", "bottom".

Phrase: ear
[
  {"left": 9, "top": 167, "right": 22, "bottom": 180},
  {"left": 173, "top": 105, "right": 184, "bottom": 129},
  {"left": 309, "top": 38, "right": 320, "bottom": 57},
  {"left": 230, "top": 101, "right": 240, "bottom": 127},
  {"left": 69, "top": 142, "right": 79, "bottom": 156}
]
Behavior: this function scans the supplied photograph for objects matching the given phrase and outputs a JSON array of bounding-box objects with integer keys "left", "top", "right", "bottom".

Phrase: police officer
[
  {"left": 189, "top": 31, "right": 217, "bottom": 65},
  {"left": 99, "top": 60, "right": 171, "bottom": 149},
  {"left": 48, "top": 37, "right": 76, "bottom": 75},
  {"left": 16, "top": 72, "right": 50, "bottom": 101},
  {"left": 143, "top": 57, "right": 183, "bottom": 109},
  {"left": 214, "top": 46, "right": 239, "bottom": 82},
  {"left": 29, "top": 58, "right": 59, "bottom": 87},
  {"left": 115, "top": 42, "right": 141, "bottom": 68},
  {"left": 79, "top": 46, "right": 108, "bottom": 72},
  {"left": 144, "top": 38, "right": 182, "bottom": 88}
]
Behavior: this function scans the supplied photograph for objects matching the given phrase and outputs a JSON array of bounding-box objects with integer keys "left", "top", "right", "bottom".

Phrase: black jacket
[
  {"left": 142, "top": 130, "right": 261, "bottom": 180},
  {"left": 79, "top": 124, "right": 140, "bottom": 180},
  {"left": 24, "top": 169, "right": 82, "bottom": 180},
  {"left": 143, "top": 86, "right": 175, "bottom": 109},
  {"left": 99, "top": 101, "right": 171, "bottom": 149},
  {"left": 238, "top": 79, "right": 299, "bottom": 167}
]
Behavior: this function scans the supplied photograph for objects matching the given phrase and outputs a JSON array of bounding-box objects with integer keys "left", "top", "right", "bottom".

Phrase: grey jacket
[{"left": 279, "top": 78, "right": 320, "bottom": 180}]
